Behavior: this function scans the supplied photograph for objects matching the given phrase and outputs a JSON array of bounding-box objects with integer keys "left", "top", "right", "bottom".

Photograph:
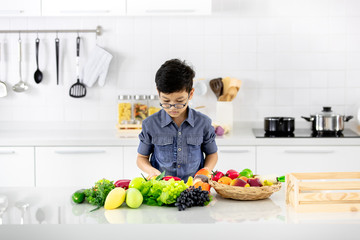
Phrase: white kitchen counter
[
  {"left": 0, "top": 186, "right": 359, "bottom": 239},
  {"left": 0, "top": 121, "right": 360, "bottom": 146}
]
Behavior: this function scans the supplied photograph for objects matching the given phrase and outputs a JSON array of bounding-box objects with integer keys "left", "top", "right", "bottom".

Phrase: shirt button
[
  {"left": 178, "top": 164, "right": 181, "bottom": 168},
  {"left": 178, "top": 148, "right": 181, "bottom": 152},
  {"left": 178, "top": 132, "right": 181, "bottom": 135}
]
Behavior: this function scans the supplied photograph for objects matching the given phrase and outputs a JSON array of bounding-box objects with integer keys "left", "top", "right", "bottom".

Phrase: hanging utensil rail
[{"left": 0, "top": 25, "right": 102, "bottom": 36}]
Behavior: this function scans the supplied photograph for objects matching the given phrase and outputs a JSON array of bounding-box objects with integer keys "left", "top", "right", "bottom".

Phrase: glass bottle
[
  {"left": 148, "top": 94, "right": 161, "bottom": 116},
  {"left": 133, "top": 95, "right": 148, "bottom": 122},
  {"left": 118, "top": 95, "right": 132, "bottom": 125}
]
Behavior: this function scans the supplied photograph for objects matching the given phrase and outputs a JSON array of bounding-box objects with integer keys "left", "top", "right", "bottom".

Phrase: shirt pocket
[
  {"left": 152, "top": 135, "right": 174, "bottom": 163},
  {"left": 186, "top": 135, "right": 203, "bottom": 164}
]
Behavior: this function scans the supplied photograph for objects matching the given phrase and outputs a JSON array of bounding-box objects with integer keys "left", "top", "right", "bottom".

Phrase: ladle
[
  {"left": 0, "top": 194, "right": 8, "bottom": 225},
  {"left": 12, "top": 35, "right": 29, "bottom": 92},
  {"left": 15, "top": 202, "right": 30, "bottom": 225},
  {"left": 0, "top": 43, "right": 7, "bottom": 97},
  {"left": 34, "top": 37, "right": 43, "bottom": 84}
]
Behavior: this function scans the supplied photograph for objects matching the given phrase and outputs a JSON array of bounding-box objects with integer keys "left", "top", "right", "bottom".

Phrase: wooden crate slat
[
  {"left": 291, "top": 172, "right": 360, "bottom": 180},
  {"left": 294, "top": 203, "right": 360, "bottom": 213},
  {"left": 298, "top": 181, "right": 360, "bottom": 191},
  {"left": 299, "top": 192, "right": 360, "bottom": 202},
  {"left": 300, "top": 200, "right": 360, "bottom": 205}
]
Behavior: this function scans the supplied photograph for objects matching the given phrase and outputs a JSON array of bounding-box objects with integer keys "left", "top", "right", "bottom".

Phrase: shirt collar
[{"left": 160, "top": 108, "right": 195, "bottom": 128}]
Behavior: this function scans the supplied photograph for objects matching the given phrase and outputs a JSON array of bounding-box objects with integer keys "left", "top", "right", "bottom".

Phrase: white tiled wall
[{"left": 0, "top": 0, "right": 360, "bottom": 123}]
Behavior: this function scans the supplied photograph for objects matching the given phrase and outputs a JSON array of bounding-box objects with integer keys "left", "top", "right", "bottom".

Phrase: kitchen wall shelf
[{"left": 0, "top": 25, "right": 102, "bottom": 36}]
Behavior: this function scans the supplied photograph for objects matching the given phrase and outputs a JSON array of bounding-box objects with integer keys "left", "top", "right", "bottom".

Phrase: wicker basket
[{"left": 209, "top": 180, "right": 282, "bottom": 200}]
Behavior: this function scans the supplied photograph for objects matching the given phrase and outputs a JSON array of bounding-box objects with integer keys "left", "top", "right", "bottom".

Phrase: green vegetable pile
[
  {"left": 83, "top": 178, "right": 115, "bottom": 212},
  {"left": 136, "top": 178, "right": 188, "bottom": 206}
]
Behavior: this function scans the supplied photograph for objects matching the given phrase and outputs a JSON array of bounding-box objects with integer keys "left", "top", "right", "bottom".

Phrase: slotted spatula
[
  {"left": 69, "top": 36, "right": 86, "bottom": 98},
  {"left": 209, "top": 77, "right": 223, "bottom": 99}
]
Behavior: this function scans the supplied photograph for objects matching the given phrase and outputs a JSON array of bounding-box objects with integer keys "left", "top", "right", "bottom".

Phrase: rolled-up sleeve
[
  {"left": 202, "top": 120, "right": 217, "bottom": 155},
  {"left": 137, "top": 121, "right": 154, "bottom": 156}
]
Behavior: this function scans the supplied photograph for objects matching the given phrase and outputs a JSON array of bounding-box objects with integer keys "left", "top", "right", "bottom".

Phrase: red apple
[
  {"left": 226, "top": 169, "right": 239, "bottom": 180},
  {"left": 247, "top": 178, "right": 263, "bottom": 187},
  {"left": 230, "top": 178, "right": 247, "bottom": 187}
]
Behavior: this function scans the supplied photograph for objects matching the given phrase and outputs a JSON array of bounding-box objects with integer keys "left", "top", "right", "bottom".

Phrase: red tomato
[{"left": 212, "top": 171, "right": 224, "bottom": 182}]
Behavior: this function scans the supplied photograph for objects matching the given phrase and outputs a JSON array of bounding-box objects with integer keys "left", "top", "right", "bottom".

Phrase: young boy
[{"left": 136, "top": 59, "right": 218, "bottom": 181}]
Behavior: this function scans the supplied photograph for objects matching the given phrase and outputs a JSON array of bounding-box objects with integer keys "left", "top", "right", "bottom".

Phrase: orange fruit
[
  {"left": 239, "top": 176, "right": 248, "bottom": 182},
  {"left": 218, "top": 176, "right": 232, "bottom": 185},
  {"left": 194, "top": 181, "right": 211, "bottom": 192},
  {"left": 194, "top": 168, "right": 211, "bottom": 179}
]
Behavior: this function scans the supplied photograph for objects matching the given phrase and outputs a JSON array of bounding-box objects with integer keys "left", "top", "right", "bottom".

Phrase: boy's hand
[{"left": 147, "top": 169, "right": 162, "bottom": 180}]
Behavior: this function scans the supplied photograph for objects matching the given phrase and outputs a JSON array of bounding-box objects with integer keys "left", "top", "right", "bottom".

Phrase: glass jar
[
  {"left": 148, "top": 94, "right": 161, "bottom": 116},
  {"left": 133, "top": 95, "right": 148, "bottom": 121},
  {"left": 118, "top": 95, "right": 132, "bottom": 124}
]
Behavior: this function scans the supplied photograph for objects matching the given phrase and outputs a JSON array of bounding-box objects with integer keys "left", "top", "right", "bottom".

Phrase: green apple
[
  {"left": 126, "top": 188, "right": 143, "bottom": 209},
  {"left": 240, "top": 168, "right": 253, "bottom": 178},
  {"left": 129, "top": 177, "right": 145, "bottom": 190}
]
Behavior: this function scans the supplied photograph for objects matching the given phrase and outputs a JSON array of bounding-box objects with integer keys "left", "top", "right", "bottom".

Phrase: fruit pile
[
  {"left": 211, "top": 169, "right": 285, "bottom": 187},
  {"left": 71, "top": 178, "right": 143, "bottom": 212},
  {"left": 71, "top": 170, "right": 214, "bottom": 212}
]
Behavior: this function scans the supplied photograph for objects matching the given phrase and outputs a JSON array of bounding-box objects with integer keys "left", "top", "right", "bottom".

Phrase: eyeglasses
[
  {"left": 159, "top": 96, "right": 189, "bottom": 109},
  {"left": 160, "top": 102, "right": 187, "bottom": 109}
]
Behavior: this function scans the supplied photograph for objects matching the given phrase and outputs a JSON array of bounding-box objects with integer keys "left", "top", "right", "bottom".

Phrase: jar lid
[
  {"left": 118, "top": 95, "right": 132, "bottom": 100},
  {"left": 148, "top": 94, "right": 159, "bottom": 100},
  {"left": 134, "top": 95, "right": 148, "bottom": 100}
]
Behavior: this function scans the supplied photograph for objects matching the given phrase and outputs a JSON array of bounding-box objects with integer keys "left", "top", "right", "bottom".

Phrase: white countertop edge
[{"left": 0, "top": 121, "right": 359, "bottom": 146}]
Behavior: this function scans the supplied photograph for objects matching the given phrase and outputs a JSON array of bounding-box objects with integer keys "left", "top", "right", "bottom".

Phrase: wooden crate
[
  {"left": 116, "top": 123, "right": 142, "bottom": 137},
  {"left": 286, "top": 172, "right": 360, "bottom": 213}
]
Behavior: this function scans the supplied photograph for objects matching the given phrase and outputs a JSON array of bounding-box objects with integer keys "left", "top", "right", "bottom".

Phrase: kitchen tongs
[{"left": 69, "top": 36, "right": 86, "bottom": 98}]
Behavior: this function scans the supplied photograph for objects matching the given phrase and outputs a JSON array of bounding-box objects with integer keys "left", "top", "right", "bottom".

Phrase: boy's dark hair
[{"left": 155, "top": 59, "right": 195, "bottom": 94}]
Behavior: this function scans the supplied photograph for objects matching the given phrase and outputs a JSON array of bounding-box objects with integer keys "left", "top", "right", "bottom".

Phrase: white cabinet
[
  {"left": 0, "top": 147, "right": 34, "bottom": 187},
  {"left": 35, "top": 147, "right": 123, "bottom": 187},
  {"left": 123, "top": 146, "right": 145, "bottom": 179},
  {"left": 257, "top": 146, "right": 360, "bottom": 176},
  {"left": 127, "top": 0, "right": 212, "bottom": 15},
  {"left": 42, "top": 0, "right": 126, "bottom": 16},
  {"left": 0, "top": 0, "right": 41, "bottom": 16},
  {"left": 215, "top": 146, "right": 256, "bottom": 173}
]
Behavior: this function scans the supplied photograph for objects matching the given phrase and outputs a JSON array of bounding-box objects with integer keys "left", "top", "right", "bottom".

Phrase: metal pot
[
  {"left": 264, "top": 117, "right": 295, "bottom": 134},
  {"left": 302, "top": 107, "right": 353, "bottom": 132}
]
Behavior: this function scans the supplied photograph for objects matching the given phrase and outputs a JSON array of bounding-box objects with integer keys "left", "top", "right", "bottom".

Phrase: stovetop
[{"left": 253, "top": 128, "right": 360, "bottom": 138}]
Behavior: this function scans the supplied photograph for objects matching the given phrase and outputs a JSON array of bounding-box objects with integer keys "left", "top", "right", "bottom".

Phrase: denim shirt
[{"left": 137, "top": 108, "right": 217, "bottom": 181}]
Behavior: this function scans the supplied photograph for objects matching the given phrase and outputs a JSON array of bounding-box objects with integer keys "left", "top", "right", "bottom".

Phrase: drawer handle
[
  {"left": 0, "top": 150, "right": 15, "bottom": 154},
  {"left": 55, "top": 150, "right": 106, "bottom": 154},
  {"left": 220, "top": 150, "right": 250, "bottom": 154},
  {"left": 284, "top": 150, "right": 335, "bottom": 154}
]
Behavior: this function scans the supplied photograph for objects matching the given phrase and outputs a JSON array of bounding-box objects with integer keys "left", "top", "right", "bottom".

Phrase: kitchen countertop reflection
[{"left": 1, "top": 187, "right": 360, "bottom": 225}]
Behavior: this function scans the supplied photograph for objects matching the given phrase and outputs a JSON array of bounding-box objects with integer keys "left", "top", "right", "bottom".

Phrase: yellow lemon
[{"left": 104, "top": 187, "right": 126, "bottom": 210}]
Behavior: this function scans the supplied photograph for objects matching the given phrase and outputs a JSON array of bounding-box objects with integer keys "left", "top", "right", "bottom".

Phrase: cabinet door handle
[
  {"left": 284, "top": 150, "right": 335, "bottom": 154},
  {"left": 145, "top": 9, "right": 196, "bottom": 13},
  {"left": 219, "top": 149, "right": 250, "bottom": 154},
  {"left": 55, "top": 150, "right": 106, "bottom": 154},
  {"left": 0, "top": 150, "right": 15, "bottom": 154},
  {"left": 60, "top": 10, "right": 110, "bottom": 14},
  {"left": 0, "top": 10, "right": 24, "bottom": 15}
]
